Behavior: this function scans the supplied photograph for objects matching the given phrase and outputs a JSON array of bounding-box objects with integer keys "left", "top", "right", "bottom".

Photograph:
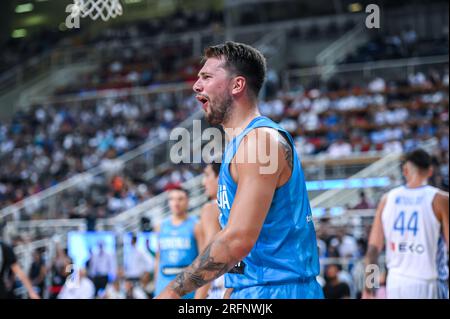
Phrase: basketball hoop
[{"left": 70, "top": 0, "right": 123, "bottom": 21}]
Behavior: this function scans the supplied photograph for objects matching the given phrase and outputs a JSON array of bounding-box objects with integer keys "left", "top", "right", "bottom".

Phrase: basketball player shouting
[
  {"left": 156, "top": 41, "right": 323, "bottom": 299},
  {"left": 364, "top": 149, "right": 449, "bottom": 299}
]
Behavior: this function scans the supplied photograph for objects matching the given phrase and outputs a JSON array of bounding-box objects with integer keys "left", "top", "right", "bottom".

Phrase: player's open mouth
[{"left": 196, "top": 95, "right": 209, "bottom": 111}]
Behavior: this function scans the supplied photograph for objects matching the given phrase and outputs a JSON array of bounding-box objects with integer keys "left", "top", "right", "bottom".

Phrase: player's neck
[
  {"left": 171, "top": 214, "right": 188, "bottom": 225},
  {"left": 406, "top": 176, "right": 428, "bottom": 188},
  {"left": 222, "top": 101, "right": 260, "bottom": 139}
]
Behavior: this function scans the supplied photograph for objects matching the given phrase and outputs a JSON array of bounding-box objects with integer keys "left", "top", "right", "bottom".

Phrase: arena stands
[{"left": 0, "top": 0, "right": 448, "bottom": 300}]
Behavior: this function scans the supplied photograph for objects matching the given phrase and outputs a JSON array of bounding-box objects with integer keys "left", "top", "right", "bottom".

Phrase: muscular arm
[
  {"left": 157, "top": 129, "right": 285, "bottom": 298},
  {"left": 363, "top": 194, "right": 387, "bottom": 296},
  {"left": 433, "top": 191, "right": 449, "bottom": 251},
  {"left": 200, "top": 203, "right": 222, "bottom": 247}
]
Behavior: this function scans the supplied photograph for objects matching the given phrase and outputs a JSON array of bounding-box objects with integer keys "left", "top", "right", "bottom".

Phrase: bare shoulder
[
  {"left": 237, "top": 127, "right": 290, "bottom": 174},
  {"left": 202, "top": 201, "right": 216, "bottom": 213},
  {"left": 201, "top": 201, "right": 220, "bottom": 221},
  {"left": 435, "top": 190, "right": 449, "bottom": 200},
  {"left": 379, "top": 193, "right": 389, "bottom": 205},
  {"left": 375, "top": 193, "right": 389, "bottom": 217},
  {"left": 433, "top": 190, "right": 449, "bottom": 209},
  {"left": 240, "top": 127, "right": 277, "bottom": 155}
]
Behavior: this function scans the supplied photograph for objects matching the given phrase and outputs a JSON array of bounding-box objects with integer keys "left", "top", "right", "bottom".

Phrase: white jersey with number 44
[{"left": 382, "top": 185, "right": 441, "bottom": 280}]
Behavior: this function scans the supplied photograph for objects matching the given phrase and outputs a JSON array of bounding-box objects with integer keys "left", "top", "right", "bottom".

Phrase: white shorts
[{"left": 386, "top": 272, "right": 438, "bottom": 299}]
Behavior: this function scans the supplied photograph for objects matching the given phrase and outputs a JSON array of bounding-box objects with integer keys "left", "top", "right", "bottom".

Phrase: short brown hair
[
  {"left": 203, "top": 41, "right": 267, "bottom": 98},
  {"left": 168, "top": 185, "right": 189, "bottom": 197}
]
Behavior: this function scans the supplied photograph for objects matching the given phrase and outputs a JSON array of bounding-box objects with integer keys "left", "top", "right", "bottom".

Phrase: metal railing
[
  {"left": 286, "top": 54, "right": 449, "bottom": 89},
  {"left": 97, "top": 174, "right": 206, "bottom": 233},
  {"left": 4, "top": 219, "right": 86, "bottom": 244},
  {"left": 9, "top": 206, "right": 382, "bottom": 299},
  {"left": 310, "top": 138, "right": 439, "bottom": 210},
  {"left": 302, "top": 152, "right": 384, "bottom": 182},
  {"left": 316, "top": 21, "right": 369, "bottom": 79}
]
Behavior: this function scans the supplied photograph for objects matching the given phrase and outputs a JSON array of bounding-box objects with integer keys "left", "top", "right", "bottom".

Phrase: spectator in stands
[
  {"left": 124, "top": 234, "right": 154, "bottom": 284},
  {"left": 49, "top": 246, "right": 71, "bottom": 299},
  {"left": 58, "top": 268, "right": 95, "bottom": 299},
  {"left": 383, "top": 137, "right": 404, "bottom": 154},
  {"left": 0, "top": 241, "right": 40, "bottom": 299},
  {"left": 368, "top": 77, "right": 386, "bottom": 93},
  {"left": 337, "top": 230, "right": 359, "bottom": 259},
  {"left": 298, "top": 103, "right": 320, "bottom": 131},
  {"left": 103, "top": 278, "right": 125, "bottom": 299},
  {"left": 124, "top": 279, "right": 147, "bottom": 299},
  {"left": 29, "top": 249, "right": 47, "bottom": 298},
  {"left": 85, "top": 206, "right": 97, "bottom": 232},
  {"left": 401, "top": 26, "right": 418, "bottom": 56},
  {"left": 323, "top": 264, "right": 351, "bottom": 299},
  {"left": 443, "top": 68, "right": 449, "bottom": 87},
  {"left": 327, "top": 241, "right": 340, "bottom": 258},
  {"left": 327, "top": 137, "right": 352, "bottom": 158},
  {"left": 259, "top": 97, "right": 285, "bottom": 119},
  {"left": 264, "top": 68, "right": 280, "bottom": 99},
  {"left": 140, "top": 216, "right": 153, "bottom": 233},
  {"left": 0, "top": 51, "right": 448, "bottom": 236},
  {"left": 137, "top": 271, "right": 154, "bottom": 298},
  {"left": 408, "top": 71, "right": 428, "bottom": 87},
  {"left": 88, "top": 241, "right": 117, "bottom": 297},
  {"left": 352, "top": 191, "right": 373, "bottom": 210}
]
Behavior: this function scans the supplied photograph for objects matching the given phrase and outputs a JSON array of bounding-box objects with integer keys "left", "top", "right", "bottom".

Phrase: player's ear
[{"left": 231, "top": 76, "right": 246, "bottom": 95}]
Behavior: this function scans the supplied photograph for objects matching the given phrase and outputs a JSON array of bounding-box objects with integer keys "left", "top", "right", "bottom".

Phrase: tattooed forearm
[
  {"left": 169, "top": 240, "right": 237, "bottom": 296},
  {"left": 278, "top": 133, "right": 293, "bottom": 171}
]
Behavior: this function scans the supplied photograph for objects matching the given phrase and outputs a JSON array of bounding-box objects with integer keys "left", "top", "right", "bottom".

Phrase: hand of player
[{"left": 154, "top": 288, "right": 181, "bottom": 299}]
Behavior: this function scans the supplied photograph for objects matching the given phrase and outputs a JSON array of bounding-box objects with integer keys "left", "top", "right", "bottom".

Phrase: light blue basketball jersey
[
  {"left": 217, "top": 116, "right": 321, "bottom": 293},
  {"left": 155, "top": 215, "right": 199, "bottom": 299}
]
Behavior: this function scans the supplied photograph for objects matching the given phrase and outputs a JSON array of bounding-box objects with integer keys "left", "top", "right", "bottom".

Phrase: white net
[{"left": 70, "top": 0, "right": 123, "bottom": 21}]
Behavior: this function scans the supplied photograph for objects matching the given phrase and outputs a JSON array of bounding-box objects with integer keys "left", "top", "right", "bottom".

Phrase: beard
[{"left": 205, "top": 92, "right": 233, "bottom": 126}]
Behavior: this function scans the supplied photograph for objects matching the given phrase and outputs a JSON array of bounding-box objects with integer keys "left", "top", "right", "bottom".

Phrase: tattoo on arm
[
  {"left": 278, "top": 133, "right": 293, "bottom": 171},
  {"left": 169, "top": 240, "right": 236, "bottom": 296}
]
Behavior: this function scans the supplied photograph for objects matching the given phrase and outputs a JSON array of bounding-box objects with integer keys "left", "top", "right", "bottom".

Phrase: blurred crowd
[
  {"left": 0, "top": 2, "right": 448, "bottom": 300},
  {"left": 315, "top": 224, "right": 371, "bottom": 299},
  {"left": 0, "top": 8, "right": 223, "bottom": 76},
  {"left": 54, "top": 41, "right": 201, "bottom": 95},
  {"left": 6, "top": 240, "right": 156, "bottom": 299},
  {"left": 4, "top": 214, "right": 378, "bottom": 299},
  {"left": 0, "top": 91, "right": 199, "bottom": 213},
  {"left": 265, "top": 69, "right": 449, "bottom": 192},
  {"left": 1, "top": 65, "right": 448, "bottom": 225},
  {"left": 343, "top": 27, "right": 449, "bottom": 64}
]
